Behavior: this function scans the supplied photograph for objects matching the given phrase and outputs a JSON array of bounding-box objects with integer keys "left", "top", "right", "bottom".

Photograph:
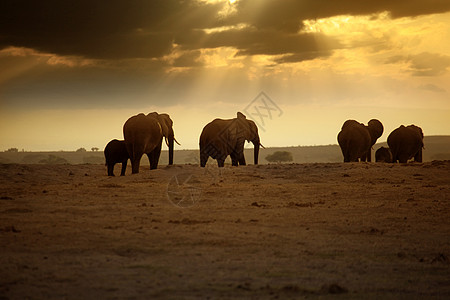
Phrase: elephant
[
  {"left": 387, "top": 125, "right": 424, "bottom": 163},
  {"left": 123, "top": 112, "right": 178, "bottom": 173},
  {"left": 337, "top": 119, "right": 384, "bottom": 162},
  {"left": 104, "top": 139, "right": 129, "bottom": 176},
  {"left": 375, "top": 146, "right": 393, "bottom": 163},
  {"left": 199, "top": 112, "right": 263, "bottom": 167}
]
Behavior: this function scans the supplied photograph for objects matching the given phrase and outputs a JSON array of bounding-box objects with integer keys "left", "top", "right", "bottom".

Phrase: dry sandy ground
[{"left": 1, "top": 161, "right": 449, "bottom": 299}]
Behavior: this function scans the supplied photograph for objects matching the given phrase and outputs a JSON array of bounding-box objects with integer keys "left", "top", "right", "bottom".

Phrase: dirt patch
[{"left": 0, "top": 162, "right": 449, "bottom": 298}]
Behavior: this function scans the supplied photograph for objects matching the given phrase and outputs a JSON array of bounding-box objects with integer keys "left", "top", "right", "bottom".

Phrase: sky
[{"left": 1, "top": 0, "right": 450, "bottom": 151}]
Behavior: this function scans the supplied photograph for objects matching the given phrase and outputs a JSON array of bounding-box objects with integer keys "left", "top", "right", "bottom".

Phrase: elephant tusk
[
  {"left": 165, "top": 137, "right": 170, "bottom": 147},
  {"left": 174, "top": 137, "right": 181, "bottom": 146},
  {"left": 259, "top": 143, "right": 266, "bottom": 149}
]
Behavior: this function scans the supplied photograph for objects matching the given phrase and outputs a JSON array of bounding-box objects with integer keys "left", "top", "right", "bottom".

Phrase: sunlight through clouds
[{"left": 1, "top": 1, "right": 450, "bottom": 150}]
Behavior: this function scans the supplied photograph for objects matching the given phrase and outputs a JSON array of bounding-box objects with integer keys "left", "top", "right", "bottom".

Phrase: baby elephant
[
  {"left": 104, "top": 139, "right": 129, "bottom": 176},
  {"left": 375, "top": 146, "right": 393, "bottom": 163}
]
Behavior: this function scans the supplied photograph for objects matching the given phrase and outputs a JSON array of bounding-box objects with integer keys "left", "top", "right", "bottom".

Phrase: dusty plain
[{"left": 1, "top": 161, "right": 450, "bottom": 299}]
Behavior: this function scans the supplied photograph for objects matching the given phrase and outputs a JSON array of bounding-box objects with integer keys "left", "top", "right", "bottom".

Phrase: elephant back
[
  {"left": 200, "top": 119, "right": 236, "bottom": 154},
  {"left": 123, "top": 114, "right": 163, "bottom": 159},
  {"left": 124, "top": 114, "right": 161, "bottom": 136},
  {"left": 388, "top": 125, "right": 416, "bottom": 146},
  {"left": 387, "top": 125, "right": 424, "bottom": 162},
  {"left": 341, "top": 119, "right": 361, "bottom": 130},
  {"left": 338, "top": 120, "right": 371, "bottom": 162}
]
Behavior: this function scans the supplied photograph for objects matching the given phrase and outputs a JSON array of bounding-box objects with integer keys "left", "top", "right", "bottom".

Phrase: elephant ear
[
  {"left": 408, "top": 125, "right": 424, "bottom": 138},
  {"left": 158, "top": 115, "right": 170, "bottom": 139},
  {"left": 246, "top": 119, "right": 259, "bottom": 142},
  {"left": 146, "top": 112, "right": 168, "bottom": 137},
  {"left": 237, "top": 112, "right": 246, "bottom": 120},
  {"left": 368, "top": 119, "right": 384, "bottom": 139},
  {"left": 236, "top": 112, "right": 251, "bottom": 140}
]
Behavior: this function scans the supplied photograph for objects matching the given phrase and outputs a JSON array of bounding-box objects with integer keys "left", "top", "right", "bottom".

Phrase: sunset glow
[{"left": 1, "top": 1, "right": 449, "bottom": 151}]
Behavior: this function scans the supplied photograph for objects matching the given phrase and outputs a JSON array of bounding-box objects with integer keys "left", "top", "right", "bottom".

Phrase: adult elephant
[
  {"left": 337, "top": 119, "right": 384, "bottom": 162},
  {"left": 387, "top": 125, "right": 424, "bottom": 163},
  {"left": 199, "top": 112, "right": 263, "bottom": 167},
  {"left": 375, "top": 146, "right": 393, "bottom": 163},
  {"left": 123, "top": 112, "right": 178, "bottom": 173}
]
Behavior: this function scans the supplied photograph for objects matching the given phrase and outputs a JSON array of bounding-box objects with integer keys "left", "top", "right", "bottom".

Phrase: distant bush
[
  {"left": 265, "top": 151, "right": 293, "bottom": 163},
  {"left": 6, "top": 148, "right": 19, "bottom": 152},
  {"left": 39, "top": 155, "right": 69, "bottom": 164},
  {"left": 83, "top": 156, "right": 104, "bottom": 164},
  {"left": 76, "top": 148, "right": 87, "bottom": 152},
  {"left": 91, "top": 147, "right": 99, "bottom": 152}
]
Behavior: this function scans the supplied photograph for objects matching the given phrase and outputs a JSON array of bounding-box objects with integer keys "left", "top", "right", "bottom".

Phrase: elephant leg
[
  {"left": 217, "top": 159, "right": 225, "bottom": 168},
  {"left": 342, "top": 149, "right": 350, "bottom": 162},
  {"left": 391, "top": 151, "right": 398, "bottom": 163},
  {"left": 154, "top": 145, "right": 162, "bottom": 168},
  {"left": 120, "top": 160, "right": 127, "bottom": 176},
  {"left": 107, "top": 163, "right": 115, "bottom": 176},
  {"left": 131, "top": 155, "right": 142, "bottom": 174},
  {"left": 200, "top": 150, "right": 208, "bottom": 167},
  {"left": 414, "top": 149, "right": 423, "bottom": 162},
  {"left": 146, "top": 153, "right": 153, "bottom": 170},
  {"left": 230, "top": 152, "right": 238, "bottom": 166},
  {"left": 398, "top": 155, "right": 408, "bottom": 163},
  {"left": 346, "top": 152, "right": 356, "bottom": 162},
  {"left": 149, "top": 146, "right": 162, "bottom": 170},
  {"left": 238, "top": 153, "right": 246, "bottom": 166},
  {"left": 366, "top": 148, "right": 372, "bottom": 162}
]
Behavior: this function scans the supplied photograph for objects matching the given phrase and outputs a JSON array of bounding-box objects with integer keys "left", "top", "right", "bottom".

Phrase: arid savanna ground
[{"left": 1, "top": 161, "right": 450, "bottom": 299}]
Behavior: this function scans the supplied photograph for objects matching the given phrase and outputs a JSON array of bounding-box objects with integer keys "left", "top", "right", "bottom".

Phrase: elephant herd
[
  {"left": 337, "top": 119, "right": 424, "bottom": 164},
  {"left": 104, "top": 112, "right": 424, "bottom": 176},
  {"left": 104, "top": 112, "right": 262, "bottom": 176}
]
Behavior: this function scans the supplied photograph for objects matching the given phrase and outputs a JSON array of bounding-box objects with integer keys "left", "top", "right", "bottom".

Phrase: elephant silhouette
[
  {"left": 387, "top": 125, "right": 424, "bottom": 163},
  {"left": 104, "top": 139, "right": 129, "bottom": 176},
  {"left": 337, "top": 119, "right": 384, "bottom": 162},
  {"left": 123, "top": 112, "right": 178, "bottom": 173},
  {"left": 199, "top": 112, "right": 263, "bottom": 167},
  {"left": 375, "top": 146, "right": 393, "bottom": 163}
]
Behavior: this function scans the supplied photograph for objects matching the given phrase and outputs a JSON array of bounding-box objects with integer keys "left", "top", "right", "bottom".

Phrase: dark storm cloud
[
  {"left": 175, "top": 27, "right": 342, "bottom": 60},
  {"left": 0, "top": 0, "right": 222, "bottom": 59},
  {"left": 226, "top": 0, "right": 450, "bottom": 32},
  {"left": 1, "top": 0, "right": 450, "bottom": 61}
]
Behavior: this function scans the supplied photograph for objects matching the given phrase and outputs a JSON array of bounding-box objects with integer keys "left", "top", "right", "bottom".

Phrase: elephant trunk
[
  {"left": 168, "top": 136, "right": 174, "bottom": 165},
  {"left": 253, "top": 140, "right": 260, "bottom": 165}
]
